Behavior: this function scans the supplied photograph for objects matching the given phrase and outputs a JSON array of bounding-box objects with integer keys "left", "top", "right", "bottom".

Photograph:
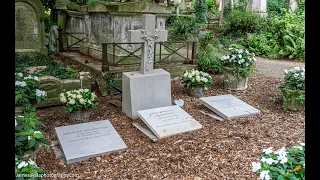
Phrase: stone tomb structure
[
  {"left": 122, "top": 14, "right": 171, "bottom": 119},
  {"left": 134, "top": 105, "right": 202, "bottom": 141},
  {"left": 15, "top": 0, "right": 47, "bottom": 54},
  {"left": 199, "top": 94, "right": 260, "bottom": 120},
  {"left": 55, "top": 1, "right": 171, "bottom": 63},
  {"left": 55, "top": 120, "right": 127, "bottom": 164}
]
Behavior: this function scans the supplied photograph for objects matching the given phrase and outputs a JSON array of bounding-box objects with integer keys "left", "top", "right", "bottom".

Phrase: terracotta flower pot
[
  {"left": 222, "top": 66, "right": 249, "bottom": 90},
  {"left": 69, "top": 110, "right": 90, "bottom": 124},
  {"left": 280, "top": 88, "right": 305, "bottom": 111},
  {"left": 188, "top": 85, "right": 204, "bottom": 98}
]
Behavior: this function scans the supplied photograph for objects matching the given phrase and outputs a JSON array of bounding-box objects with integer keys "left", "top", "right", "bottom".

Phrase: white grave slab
[
  {"left": 200, "top": 94, "right": 260, "bottom": 120},
  {"left": 137, "top": 105, "right": 202, "bottom": 139},
  {"left": 55, "top": 120, "right": 127, "bottom": 164}
]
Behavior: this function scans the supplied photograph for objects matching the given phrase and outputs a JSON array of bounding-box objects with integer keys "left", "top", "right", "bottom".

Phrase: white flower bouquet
[
  {"left": 180, "top": 69, "right": 213, "bottom": 89},
  {"left": 59, "top": 89, "right": 98, "bottom": 113},
  {"left": 252, "top": 144, "right": 305, "bottom": 180},
  {"left": 220, "top": 48, "right": 256, "bottom": 77}
]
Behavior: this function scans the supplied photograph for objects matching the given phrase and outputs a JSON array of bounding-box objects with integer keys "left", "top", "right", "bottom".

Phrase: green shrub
[
  {"left": 15, "top": 53, "right": 78, "bottom": 79},
  {"left": 197, "top": 44, "right": 223, "bottom": 74},
  {"left": 167, "top": 16, "right": 199, "bottom": 41},
  {"left": 265, "top": 10, "right": 305, "bottom": 60},
  {"left": 267, "top": 0, "right": 286, "bottom": 15},
  {"left": 248, "top": 33, "right": 273, "bottom": 56},
  {"left": 223, "top": 10, "right": 263, "bottom": 37},
  {"left": 195, "top": 0, "right": 208, "bottom": 23}
]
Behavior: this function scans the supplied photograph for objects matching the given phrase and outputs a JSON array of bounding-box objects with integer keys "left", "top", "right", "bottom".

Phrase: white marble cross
[{"left": 129, "top": 14, "right": 168, "bottom": 74}]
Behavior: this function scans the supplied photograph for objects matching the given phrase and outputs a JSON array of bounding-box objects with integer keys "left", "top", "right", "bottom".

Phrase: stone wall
[{"left": 37, "top": 72, "right": 91, "bottom": 107}]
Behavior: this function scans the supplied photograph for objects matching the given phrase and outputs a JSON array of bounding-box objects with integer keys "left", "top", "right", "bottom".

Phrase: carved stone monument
[
  {"left": 122, "top": 14, "right": 172, "bottom": 119},
  {"left": 15, "top": 0, "right": 47, "bottom": 54}
]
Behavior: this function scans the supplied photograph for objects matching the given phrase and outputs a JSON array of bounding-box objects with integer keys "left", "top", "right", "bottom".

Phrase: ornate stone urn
[
  {"left": 69, "top": 110, "right": 90, "bottom": 124},
  {"left": 280, "top": 88, "right": 305, "bottom": 111},
  {"left": 222, "top": 66, "right": 248, "bottom": 90},
  {"left": 188, "top": 85, "right": 204, "bottom": 98}
]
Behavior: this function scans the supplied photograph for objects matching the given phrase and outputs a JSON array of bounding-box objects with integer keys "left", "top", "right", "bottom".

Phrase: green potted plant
[
  {"left": 15, "top": 157, "right": 45, "bottom": 179},
  {"left": 60, "top": 88, "right": 99, "bottom": 124},
  {"left": 278, "top": 67, "right": 305, "bottom": 111},
  {"left": 15, "top": 72, "right": 47, "bottom": 115},
  {"left": 15, "top": 115, "right": 49, "bottom": 162},
  {"left": 252, "top": 143, "right": 305, "bottom": 180},
  {"left": 180, "top": 69, "right": 213, "bottom": 98},
  {"left": 220, "top": 48, "right": 256, "bottom": 90}
]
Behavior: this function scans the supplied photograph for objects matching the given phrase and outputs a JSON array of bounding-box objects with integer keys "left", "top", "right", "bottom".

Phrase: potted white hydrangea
[
  {"left": 278, "top": 67, "right": 305, "bottom": 111},
  {"left": 180, "top": 69, "right": 213, "bottom": 98},
  {"left": 60, "top": 89, "right": 99, "bottom": 124},
  {"left": 220, "top": 48, "right": 256, "bottom": 90}
]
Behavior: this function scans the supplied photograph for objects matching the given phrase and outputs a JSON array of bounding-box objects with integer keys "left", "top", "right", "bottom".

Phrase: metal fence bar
[{"left": 102, "top": 43, "right": 109, "bottom": 72}]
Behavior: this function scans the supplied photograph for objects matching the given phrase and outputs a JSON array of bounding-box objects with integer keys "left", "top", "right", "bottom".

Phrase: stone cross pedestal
[
  {"left": 122, "top": 14, "right": 172, "bottom": 119},
  {"left": 128, "top": 14, "right": 168, "bottom": 74}
]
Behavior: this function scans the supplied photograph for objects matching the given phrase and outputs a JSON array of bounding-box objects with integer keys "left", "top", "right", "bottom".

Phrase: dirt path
[{"left": 255, "top": 57, "right": 305, "bottom": 78}]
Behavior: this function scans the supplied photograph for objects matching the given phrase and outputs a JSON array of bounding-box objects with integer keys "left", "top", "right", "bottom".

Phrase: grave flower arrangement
[
  {"left": 180, "top": 69, "right": 213, "bottom": 98},
  {"left": 15, "top": 72, "right": 47, "bottom": 106},
  {"left": 220, "top": 48, "right": 256, "bottom": 90},
  {"left": 15, "top": 115, "right": 49, "bottom": 161},
  {"left": 278, "top": 67, "right": 305, "bottom": 111},
  {"left": 15, "top": 157, "right": 45, "bottom": 179},
  {"left": 59, "top": 89, "right": 99, "bottom": 123},
  {"left": 252, "top": 144, "right": 305, "bottom": 180}
]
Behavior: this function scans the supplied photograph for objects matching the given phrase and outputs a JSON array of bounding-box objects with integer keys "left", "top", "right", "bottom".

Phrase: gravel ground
[
  {"left": 35, "top": 73, "right": 305, "bottom": 180},
  {"left": 255, "top": 57, "right": 305, "bottom": 78}
]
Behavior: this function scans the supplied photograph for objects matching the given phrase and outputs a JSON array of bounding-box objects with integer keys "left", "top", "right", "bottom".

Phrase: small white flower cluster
[
  {"left": 15, "top": 73, "right": 39, "bottom": 81},
  {"left": 15, "top": 73, "right": 39, "bottom": 87},
  {"left": 60, "top": 89, "right": 97, "bottom": 106},
  {"left": 220, "top": 48, "right": 256, "bottom": 67},
  {"left": 15, "top": 81, "right": 27, "bottom": 87},
  {"left": 17, "top": 159, "right": 37, "bottom": 169},
  {"left": 252, "top": 144, "right": 305, "bottom": 180},
  {"left": 35, "top": 89, "right": 47, "bottom": 97},
  {"left": 283, "top": 66, "right": 305, "bottom": 89},
  {"left": 182, "top": 69, "right": 212, "bottom": 83}
]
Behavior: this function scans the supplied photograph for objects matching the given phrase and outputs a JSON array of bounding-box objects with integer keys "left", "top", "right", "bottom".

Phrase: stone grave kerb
[{"left": 128, "top": 14, "right": 168, "bottom": 74}]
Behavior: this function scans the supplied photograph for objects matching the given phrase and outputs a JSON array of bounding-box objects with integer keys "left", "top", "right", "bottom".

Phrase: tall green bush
[
  {"left": 223, "top": 10, "right": 263, "bottom": 37},
  {"left": 167, "top": 16, "right": 199, "bottom": 41},
  {"left": 197, "top": 43, "right": 222, "bottom": 74},
  {"left": 248, "top": 9, "right": 305, "bottom": 60},
  {"left": 195, "top": 0, "right": 208, "bottom": 23}
]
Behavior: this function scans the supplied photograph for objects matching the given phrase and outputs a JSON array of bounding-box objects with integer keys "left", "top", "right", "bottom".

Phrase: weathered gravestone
[
  {"left": 199, "top": 94, "right": 260, "bottom": 120},
  {"left": 55, "top": 120, "right": 127, "bottom": 164},
  {"left": 122, "top": 14, "right": 171, "bottom": 119},
  {"left": 247, "top": 0, "right": 267, "bottom": 17},
  {"left": 134, "top": 105, "right": 202, "bottom": 141},
  {"left": 15, "top": 0, "right": 47, "bottom": 54}
]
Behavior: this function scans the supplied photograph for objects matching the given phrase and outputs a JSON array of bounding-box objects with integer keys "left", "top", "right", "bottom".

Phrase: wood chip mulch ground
[{"left": 36, "top": 73, "right": 305, "bottom": 180}]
